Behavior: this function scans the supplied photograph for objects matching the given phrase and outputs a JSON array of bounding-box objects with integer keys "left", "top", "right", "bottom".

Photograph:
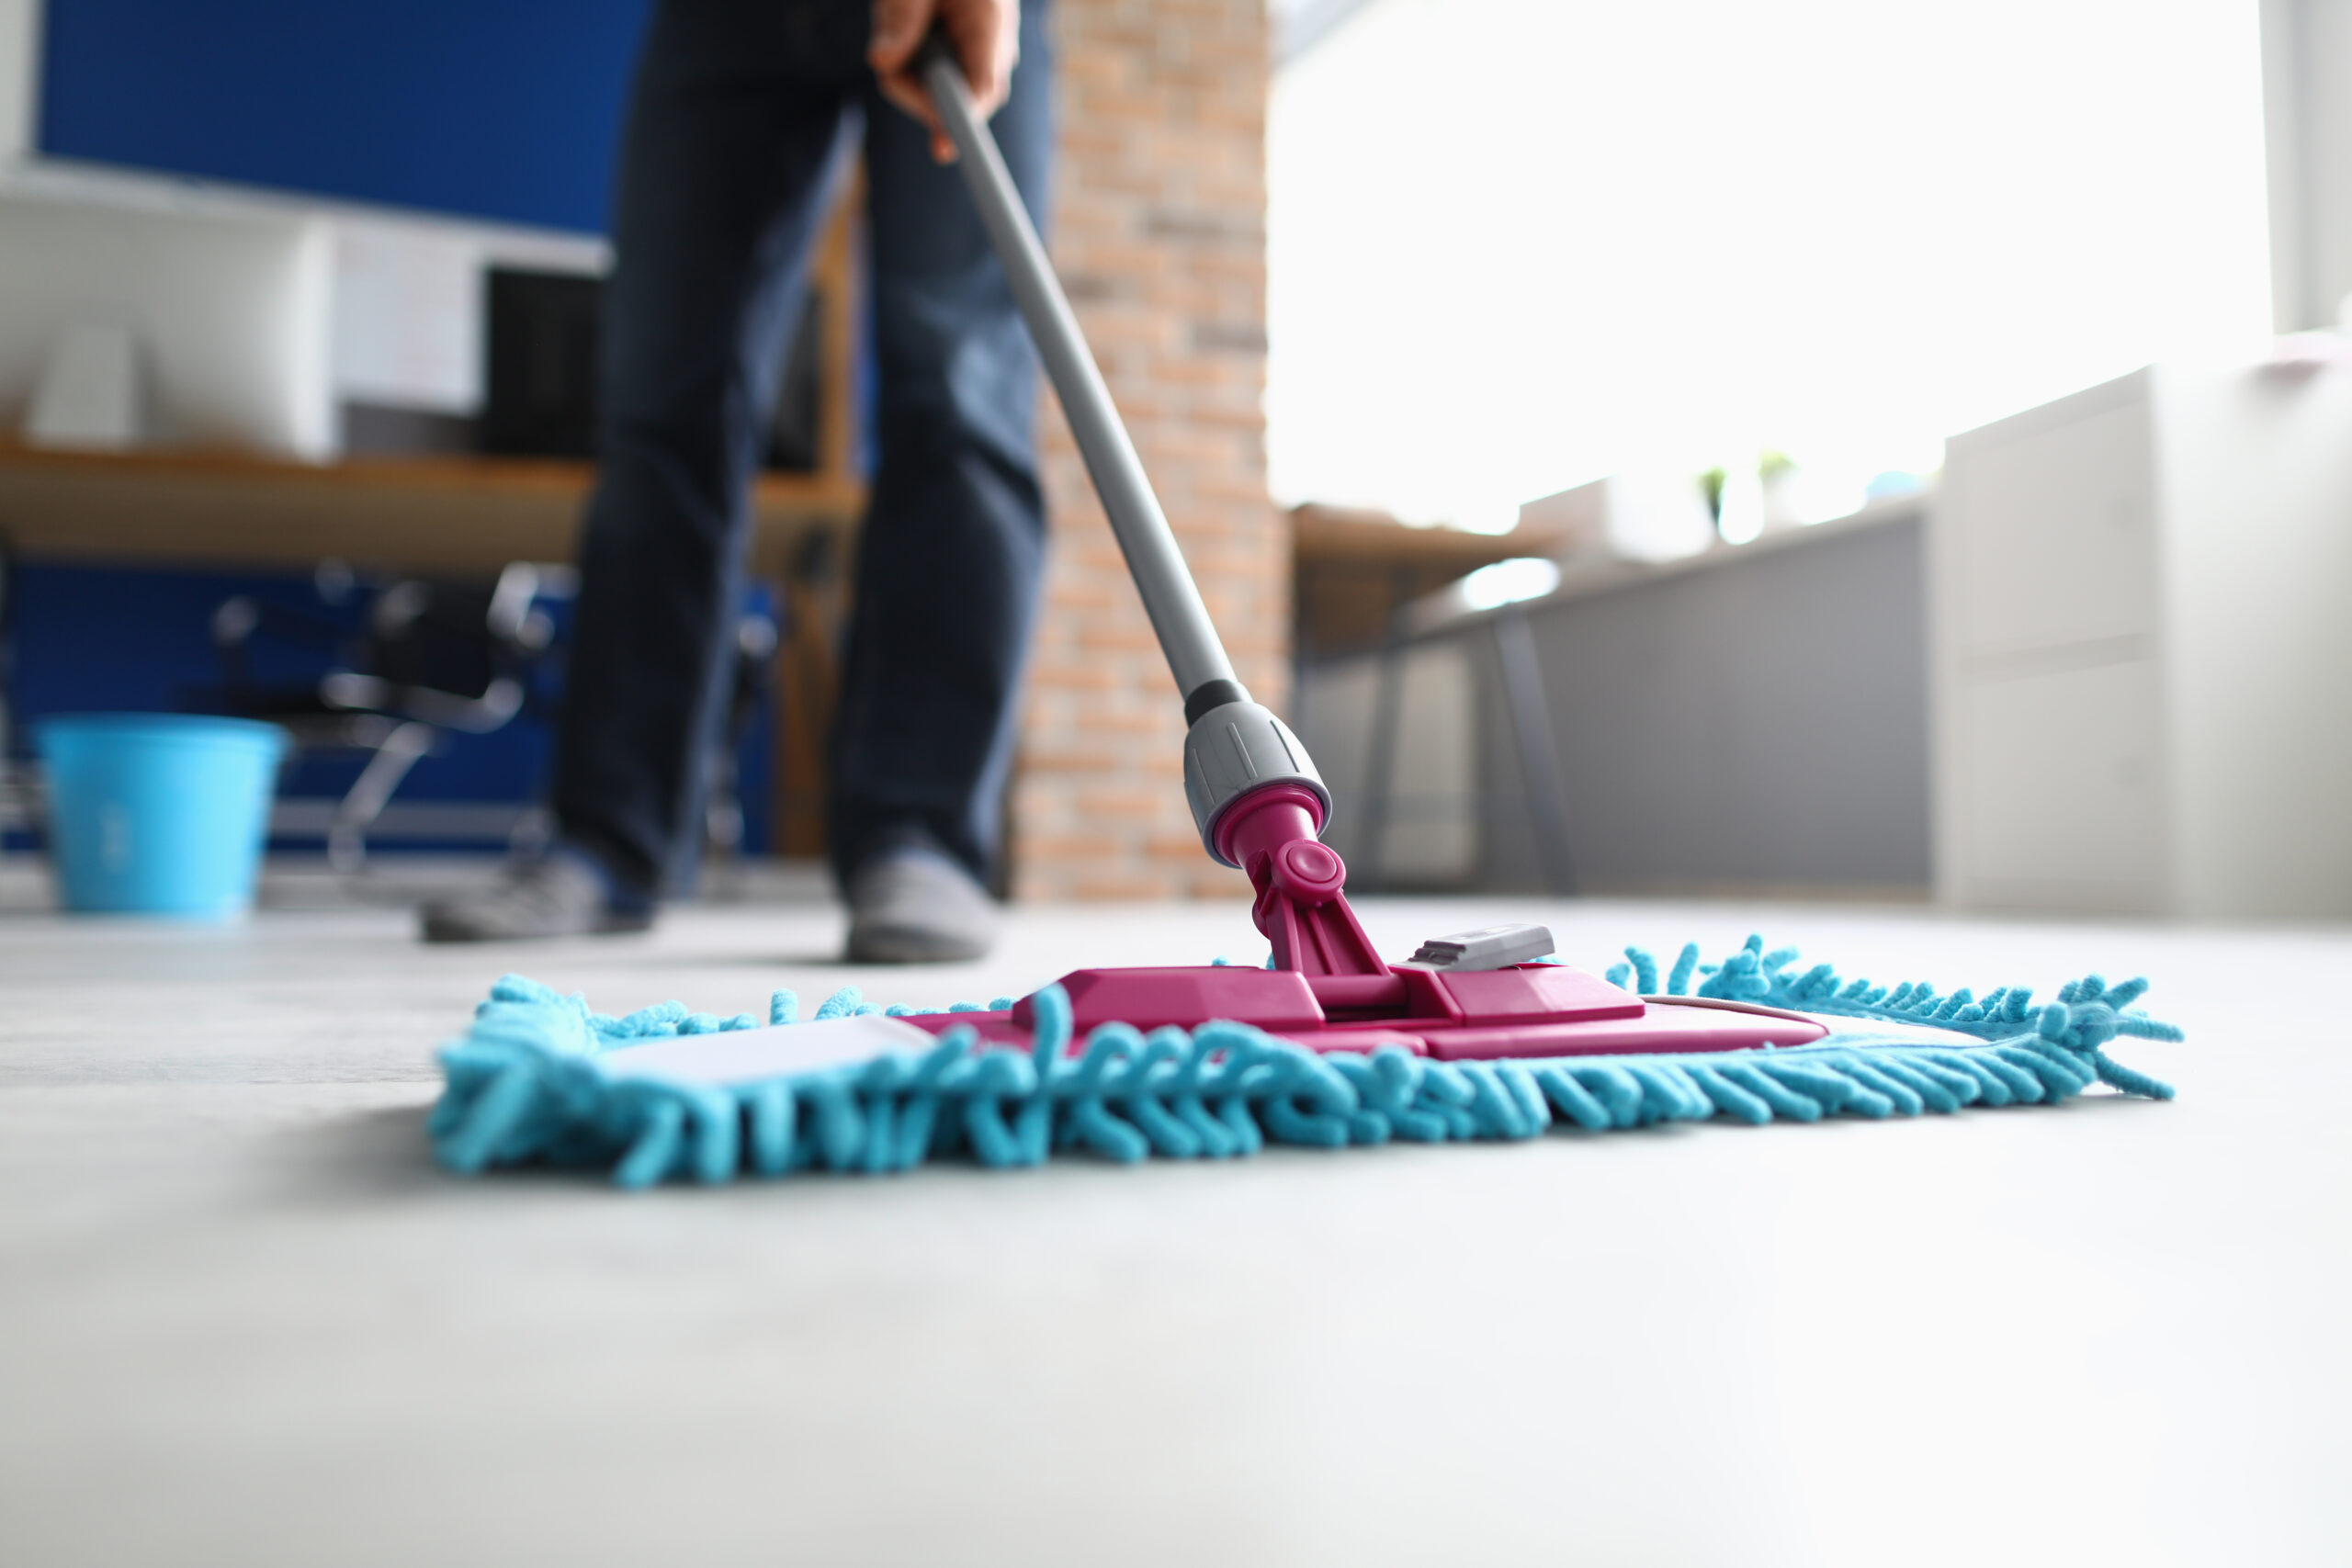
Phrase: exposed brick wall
[{"left": 1011, "top": 0, "right": 1280, "bottom": 901}]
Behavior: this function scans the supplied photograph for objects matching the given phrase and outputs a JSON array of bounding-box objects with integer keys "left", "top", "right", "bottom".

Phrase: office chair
[{"left": 208, "top": 560, "right": 562, "bottom": 872}]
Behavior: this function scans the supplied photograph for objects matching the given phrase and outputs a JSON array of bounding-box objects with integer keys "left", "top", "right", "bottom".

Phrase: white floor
[{"left": 2, "top": 858, "right": 2346, "bottom": 1566}]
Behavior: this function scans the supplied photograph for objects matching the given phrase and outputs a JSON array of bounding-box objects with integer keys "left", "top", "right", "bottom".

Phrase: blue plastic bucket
[{"left": 34, "top": 715, "right": 288, "bottom": 919}]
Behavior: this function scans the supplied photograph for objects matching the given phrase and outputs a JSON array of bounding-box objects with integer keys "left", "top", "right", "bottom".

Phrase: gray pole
[{"left": 919, "top": 44, "right": 1241, "bottom": 710}]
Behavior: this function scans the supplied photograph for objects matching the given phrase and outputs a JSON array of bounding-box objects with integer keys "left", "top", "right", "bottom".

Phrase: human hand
[{"left": 870, "top": 0, "right": 1021, "bottom": 164}]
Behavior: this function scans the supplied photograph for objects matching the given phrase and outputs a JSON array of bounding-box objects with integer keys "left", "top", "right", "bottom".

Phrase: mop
[{"left": 430, "top": 40, "right": 2181, "bottom": 1188}]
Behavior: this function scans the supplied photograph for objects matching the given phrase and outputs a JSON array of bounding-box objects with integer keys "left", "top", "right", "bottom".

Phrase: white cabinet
[
  {"left": 1932, "top": 363, "right": 2352, "bottom": 917},
  {"left": 1949, "top": 659, "right": 2165, "bottom": 906}
]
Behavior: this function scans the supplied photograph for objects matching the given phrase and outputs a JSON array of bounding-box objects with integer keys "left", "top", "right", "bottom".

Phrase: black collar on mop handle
[{"left": 1183, "top": 679, "right": 1252, "bottom": 726}]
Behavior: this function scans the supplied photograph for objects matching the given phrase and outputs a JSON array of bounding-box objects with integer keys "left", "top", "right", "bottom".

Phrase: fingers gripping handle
[{"left": 916, "top": 36, "right": 1238, "bottom": 706}]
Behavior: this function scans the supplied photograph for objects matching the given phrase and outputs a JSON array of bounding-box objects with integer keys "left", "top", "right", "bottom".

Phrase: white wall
[{"left": 2263, "top": 0, "right": 2352, "bottom": 330}]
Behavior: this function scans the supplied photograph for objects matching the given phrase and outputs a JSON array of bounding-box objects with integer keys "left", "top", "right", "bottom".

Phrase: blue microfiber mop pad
[{"left": 428, "top": 934, "right": 2181, "bottom": 1189}]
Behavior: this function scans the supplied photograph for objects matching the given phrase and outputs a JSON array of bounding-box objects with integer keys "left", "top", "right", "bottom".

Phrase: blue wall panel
[{"left": 39, "top": 0, "right": 653, "bottom": 234}]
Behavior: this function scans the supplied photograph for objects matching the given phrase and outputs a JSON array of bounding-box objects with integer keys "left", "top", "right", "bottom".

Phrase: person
[{"left": 424, "top": 0, "right": 1048, "bottom": 962}]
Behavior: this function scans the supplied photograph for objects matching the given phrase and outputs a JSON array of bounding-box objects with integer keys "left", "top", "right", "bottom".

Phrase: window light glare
[{"left": 1458, "top": 557, "right": 1561, "bottom": 612}]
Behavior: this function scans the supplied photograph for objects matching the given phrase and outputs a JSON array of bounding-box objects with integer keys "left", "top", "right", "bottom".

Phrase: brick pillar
[{"left": 1012, "top": 0, "right": 1280, "bottom": 901}]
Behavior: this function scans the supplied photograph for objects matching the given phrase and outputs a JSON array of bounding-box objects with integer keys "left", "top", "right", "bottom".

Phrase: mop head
[{"left": 430, "top": 935, "right": 2181, "bottom": 1189}]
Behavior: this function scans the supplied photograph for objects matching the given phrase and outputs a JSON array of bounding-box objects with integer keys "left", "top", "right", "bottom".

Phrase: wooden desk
[
  {"left": 1290, "top": 502, "right": 1545, "bottom": 658},
  {"left": 0, "top": 186, "right": 869, "bottom": 859},
  {"left": 0, "top": 440, "right": 865, "bottom": 580}
]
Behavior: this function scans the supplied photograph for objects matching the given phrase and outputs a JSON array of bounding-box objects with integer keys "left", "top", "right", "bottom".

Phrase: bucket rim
[{"left": 30, "top": 713, "right": 290, "bottom": 752}]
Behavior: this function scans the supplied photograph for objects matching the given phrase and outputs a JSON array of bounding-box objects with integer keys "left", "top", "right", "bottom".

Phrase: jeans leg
[
  {"left": 829, "top": 0, "right": 1057, "bottom": 888},
  {"left": 553, "top": 0, "right": 864, "bottom": 899}
]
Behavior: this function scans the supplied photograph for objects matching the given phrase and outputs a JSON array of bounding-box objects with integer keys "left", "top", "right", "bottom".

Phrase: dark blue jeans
[{"left": 553, "top": 0, "right": 1053, "bottom": 900}]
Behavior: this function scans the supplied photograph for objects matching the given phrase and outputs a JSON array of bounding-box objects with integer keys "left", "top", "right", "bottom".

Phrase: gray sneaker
[
  {"left": 420, "top": 851, "right": 653, "bottom": 943},
  {"left": 844, "top": 838, "right": 998, "bottom": 964}
]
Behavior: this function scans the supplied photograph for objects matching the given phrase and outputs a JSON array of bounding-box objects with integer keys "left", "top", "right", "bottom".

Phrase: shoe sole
[
  {"left": 845, "top": 921, "right": 992, "bottom": 964},
  {"left": 420, "top": 908, "right": 656, "bottom": 944}
]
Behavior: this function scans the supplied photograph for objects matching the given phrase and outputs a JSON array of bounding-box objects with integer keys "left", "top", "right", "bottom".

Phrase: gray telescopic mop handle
[
  {"left": 916, "top": 35, "right": 1245, "bottom": 724},
  {"left": 917, "top": 31, "right": 1330, "bottom": 863}
]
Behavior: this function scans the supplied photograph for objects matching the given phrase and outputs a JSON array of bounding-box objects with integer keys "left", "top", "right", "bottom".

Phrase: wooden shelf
[{"left": 0, "top": 439, "right": 865, "bottom": 580}]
